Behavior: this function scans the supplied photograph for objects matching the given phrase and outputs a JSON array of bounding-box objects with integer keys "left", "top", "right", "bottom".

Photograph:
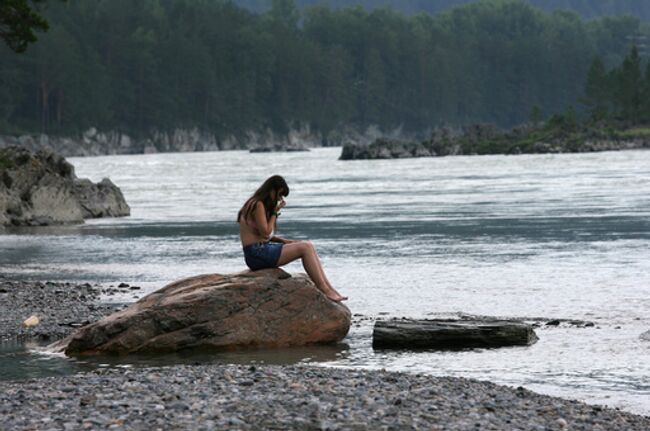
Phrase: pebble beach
[
  {"left": 1, "top": 279, "right": 649, "bottom": 430},
  {"left": 1, "top": 364, "right": 649, "bottom": 430},
  {"left": 0, "top": 276, "right": 126, "bottom": 343}
]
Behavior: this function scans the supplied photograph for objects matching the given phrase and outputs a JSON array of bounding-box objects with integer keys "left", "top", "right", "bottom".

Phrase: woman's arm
[
  {"left": 253, "top": 201, "right": 276, "bottom": 238},
  {"left": 270, "top": 236, "right": 296, "bottom": 244}
]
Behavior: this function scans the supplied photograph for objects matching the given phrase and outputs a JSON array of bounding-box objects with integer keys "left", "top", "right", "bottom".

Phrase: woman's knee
[{"left": 298, "top": 240, "right": 315, "bottom": 254}]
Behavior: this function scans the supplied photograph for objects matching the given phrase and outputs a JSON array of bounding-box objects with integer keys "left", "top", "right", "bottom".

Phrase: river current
[{"left": 1, "top": 147, "right": 649, "bottom": 415}]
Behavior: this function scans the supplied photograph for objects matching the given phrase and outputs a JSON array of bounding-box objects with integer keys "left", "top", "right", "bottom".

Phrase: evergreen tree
[
  {"left": 642, "top": 63, "right": 650, "bottom": 123},
  {"left": 582, "top": 56, "right": 609, "bottom": 121},
  {"left": 530, "top": 105, "right": 542, "bottom": 125},
  {"left": 0, "top": 0, "right": 49, "bottom": 53},
  {"left": 617, "top": 45, "right": 642, "bottom": 124},
  {"left": 0, "top": 0, "right": 648, "bottom": 137}
]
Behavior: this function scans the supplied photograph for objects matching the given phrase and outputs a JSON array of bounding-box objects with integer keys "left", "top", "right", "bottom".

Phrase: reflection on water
[{"left": 0, "top": 341, "right": 349, "bottom": 381}]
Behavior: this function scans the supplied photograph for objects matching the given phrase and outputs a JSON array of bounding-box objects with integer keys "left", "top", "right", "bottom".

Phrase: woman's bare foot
[{"left": 325, "top": 291, "right": 348, "bottom": 302}]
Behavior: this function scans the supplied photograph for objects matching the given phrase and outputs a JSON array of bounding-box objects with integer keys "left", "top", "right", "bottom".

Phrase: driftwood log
[{"left": 373, "top": 319, "right": 538, "bottom": 350}]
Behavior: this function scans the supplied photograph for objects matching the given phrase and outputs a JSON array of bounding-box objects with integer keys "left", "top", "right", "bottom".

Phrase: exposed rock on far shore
[
  {"left": 0, "top": 126, "right": 323, "bottom": 157},
  {"left": 372, "top": 318, "right": 538, "bottom": 350},
  {"left": 249, "top": 144, "right": 310, "bottom": 153},
  {"left": 340, "top": 138, "right": 432, "bottom": 160},
  {"left": 50, "top": 269, "right": 351, "bottom": 356},
  {"left": 0, "top": 146, "right": 129, "bottom": 226},
  {"left": 340, "top": 123, "right": 650, "bottom": 160},
  {"left": 0, "top": 124, "right": 428, "bottom": 157}
]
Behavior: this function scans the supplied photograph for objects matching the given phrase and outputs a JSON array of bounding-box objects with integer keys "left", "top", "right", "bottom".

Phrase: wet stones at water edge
[
  {"left": 372, "top": 319, "right": 538, "bottom": 350},
  {"left": 0, "top": 278, "right": 123, "bottom": 342},
  {"left": 0, "top": 146, "right": 130, "bottom": 226},
  {"left": 49, "top": 269, "right": 351, "bottom": 356}
]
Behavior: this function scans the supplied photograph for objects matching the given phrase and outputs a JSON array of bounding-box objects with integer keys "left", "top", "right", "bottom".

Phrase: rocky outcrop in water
[
  {"left": 50, "top": 269, "right": 351, "bottom": 356},
  {"left": 249, "top": 143, "right": 310, "bottom": 153},
  {"left": 340, "top": 138, "right": 436, "bottom": 160},
  {"left": 372, "top": 318, "right": 538, "bottom": 350},
  {"left": 0, "top": 147, "right": 130, "bottom": 226},
  {"left": 340, "top": 123, "right": 650, "bottom": 160}
]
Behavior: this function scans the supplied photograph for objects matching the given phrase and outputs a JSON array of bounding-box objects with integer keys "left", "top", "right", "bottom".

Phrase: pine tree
[
  {"left": 617, "top": 45, "right": 642, "bottom": 124},
  {"left": 0, "top": 0, "right": 49, "bottom": 53},
  {"left": 529, "top": 105, "right": 542, "bottom": 125},
  {"left": 582, "top": 56, "right": 609, "bottom": 121},
  {"left": 641, "top": 63, "right": 650, "bottom": 123}
]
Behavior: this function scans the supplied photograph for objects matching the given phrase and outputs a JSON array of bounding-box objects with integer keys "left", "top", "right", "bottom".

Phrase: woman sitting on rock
[{"left": 238, "top": 175, "right": 347, "bottom": 302}]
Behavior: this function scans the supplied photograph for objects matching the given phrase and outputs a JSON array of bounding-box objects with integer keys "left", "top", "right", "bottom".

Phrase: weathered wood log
[{"left": 372, "top": 319, "right": 538, "bottom": 350}]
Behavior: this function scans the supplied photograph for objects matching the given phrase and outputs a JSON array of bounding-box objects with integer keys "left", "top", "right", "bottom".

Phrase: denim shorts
[{"left": 243, "top": 241, "right": 284, "bottom": 271}]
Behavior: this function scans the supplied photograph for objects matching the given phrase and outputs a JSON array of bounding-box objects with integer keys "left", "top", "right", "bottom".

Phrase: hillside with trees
[
  {"left": 0, "top": 0, "right": 648, "bottom": 141},
  {"left": 236, "top": 0, "right": 650, "bottom": 21}
]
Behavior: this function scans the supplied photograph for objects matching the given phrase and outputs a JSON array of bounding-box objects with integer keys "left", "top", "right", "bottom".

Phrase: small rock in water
[
  {"left": 23, "top": 315, "right": 40, "bottom": 327},
  {"left": 545, "top": 320, "right": 561, "bottom": 326},
  {"left": 117, "top": 283, "right": 129, "bottom": 288}
]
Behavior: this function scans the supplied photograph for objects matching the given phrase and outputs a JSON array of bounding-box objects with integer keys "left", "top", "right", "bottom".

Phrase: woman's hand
[{"left": 275, "top": 198, "right": 286, "bottom": 212}]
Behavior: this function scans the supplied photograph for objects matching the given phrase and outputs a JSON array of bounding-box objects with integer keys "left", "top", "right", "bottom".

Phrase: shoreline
[
  {"left": 1, "top": 363, "right": 648, "bottom": 430},
  {"left": 2, "top": 278, "right": 649, "bottom": 429},
  {"left": 0, "top": 276, "right": 129, "bottom": 343}
]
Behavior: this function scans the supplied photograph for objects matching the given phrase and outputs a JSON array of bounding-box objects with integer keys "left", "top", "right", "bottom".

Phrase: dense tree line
[
  {"left": 0, "top": 0, "right": 647, "bottom": 138},
  {"left": 583, "top": 45, "right": 650, "bottom": 124},
  {"left": 236, "top": 0, "right": 650, "bottom": 21}
]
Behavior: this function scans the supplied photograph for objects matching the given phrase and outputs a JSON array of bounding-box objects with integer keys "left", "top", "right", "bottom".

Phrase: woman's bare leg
[
  {"left": 302, "top": 241, "right": 340, "bottom": 296},
  {"left": 277, "top": 242, "right": 347, "bottom": 301}
]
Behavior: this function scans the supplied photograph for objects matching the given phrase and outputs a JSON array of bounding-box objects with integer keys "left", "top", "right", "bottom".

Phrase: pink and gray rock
[{"left": 50, "top": 269, "right": 351, "bottom": 356}]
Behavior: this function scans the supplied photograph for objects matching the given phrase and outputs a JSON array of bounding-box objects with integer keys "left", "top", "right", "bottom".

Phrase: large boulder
[
  {"left": 73, "top": 178, "right": 130, "bottom": 218},
  {"left": 49, "top": 269, "right": 351, "bottom": 356},
  {"left": 0, "top": 146, "right": 129, "bottom": 226},
  {"left": 373, "top": 319, "right": 538, "bottom": 350}
]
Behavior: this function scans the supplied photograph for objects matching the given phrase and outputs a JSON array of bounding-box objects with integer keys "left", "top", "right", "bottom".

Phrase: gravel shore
[
  {"left": 2, "top": 277, "right": 648, "bottom": 430},
  {"left": 0, "top": 276, "right": 127, "bottom": 342},
  {"left": 1, "top": 364, "right": 648, "bottom": 430}
]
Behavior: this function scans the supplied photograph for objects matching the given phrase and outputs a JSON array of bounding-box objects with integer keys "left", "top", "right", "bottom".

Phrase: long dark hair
[{"left": 237, "top": 175, "right": 290, "bottom": 223}]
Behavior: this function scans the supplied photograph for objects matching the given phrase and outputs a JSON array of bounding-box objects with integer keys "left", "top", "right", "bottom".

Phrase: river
[{"left": 1, "top": 147, "right": 649, "bottom": 415}]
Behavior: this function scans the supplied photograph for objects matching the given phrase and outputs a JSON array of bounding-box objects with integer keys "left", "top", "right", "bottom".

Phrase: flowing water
[{"left": 1, "top": 147, "right": 649, "bottom": 415}]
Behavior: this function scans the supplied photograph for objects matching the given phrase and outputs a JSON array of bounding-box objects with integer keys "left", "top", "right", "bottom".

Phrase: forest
[
  {"left": 0, "top": 0, "right": 648, "bottom": 139},
  {"left": 236, "top": 0, "right": 650, "bottom": 21}
]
